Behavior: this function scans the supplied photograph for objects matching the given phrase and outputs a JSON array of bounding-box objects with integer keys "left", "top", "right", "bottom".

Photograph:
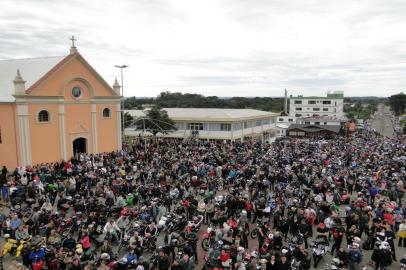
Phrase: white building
[
  {"left": 289, "top": 91, "right": 344, "bottom": 118},
  {"left": 124, "top": 108, "right": 279, "bottom": 142}
]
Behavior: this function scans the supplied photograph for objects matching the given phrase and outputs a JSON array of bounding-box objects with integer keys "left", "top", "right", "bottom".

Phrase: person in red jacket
[
  {"left": 383, "top": 209, "right": 394, "bottom": 227},
  {"left": 80, "top": 231, "right": 91, "bottom": 252},
  {"left": 245, "top": 200, "right": 253, "bottom": 221}
]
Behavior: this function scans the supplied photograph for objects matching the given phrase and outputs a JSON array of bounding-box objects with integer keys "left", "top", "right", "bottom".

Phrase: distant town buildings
[
  {"left": 275, "top": 90, "right": 346, "bottom": 137},
  {"left": 289, "top": 91, "right": 344, "bottom": 118}
]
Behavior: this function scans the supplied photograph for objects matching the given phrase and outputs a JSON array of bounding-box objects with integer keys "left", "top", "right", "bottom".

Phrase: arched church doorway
[{"left": 73, "top": 137, "right": 87, "bottom": 154}]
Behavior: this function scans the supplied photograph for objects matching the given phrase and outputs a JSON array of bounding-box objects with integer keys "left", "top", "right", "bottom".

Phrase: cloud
[{"left": 0, "top": 0, "right": 406, "bottom": 97}]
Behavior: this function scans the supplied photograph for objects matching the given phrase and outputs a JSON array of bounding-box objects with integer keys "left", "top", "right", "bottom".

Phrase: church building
[{"left": 0, "top": 39, "right": 122, "bottom": 168}]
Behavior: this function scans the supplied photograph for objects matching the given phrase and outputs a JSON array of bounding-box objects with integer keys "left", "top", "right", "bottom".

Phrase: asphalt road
[{"left": 370, "top": 104, "right": 396, "bottom": 138}]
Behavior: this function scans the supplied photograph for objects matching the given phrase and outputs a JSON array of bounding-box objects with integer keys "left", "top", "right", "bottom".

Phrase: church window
[
  {"left": 102, "top": 108, "right": 111, "bottom": 118},
  {"left": 71, "top": 86, "right": 82, "bottom": 98},
  {"left": 38, "top": 110, "right": 50, "bottom": 122}
]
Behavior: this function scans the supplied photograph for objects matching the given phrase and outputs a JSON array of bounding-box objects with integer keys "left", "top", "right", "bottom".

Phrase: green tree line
[{"left": 124, "top": 91, "right": 285, "bottom": 112}]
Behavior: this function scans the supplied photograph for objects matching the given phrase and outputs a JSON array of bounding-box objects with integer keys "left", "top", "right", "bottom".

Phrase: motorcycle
[
  {"left": 201, "top": 224, "right": 216, "bottom": 251},
  {"left": 185, "top": 215, "right": 204, "bottom": 234},
  {"left": 1, "top": 235, "right": 18, "bottom": 256},
  {"left": 157, "top": 213, "right": 175, "bottom": 234},
  {"left": 250, "top": 221, "right": 266, "bottom": 239},
  {"left": 312, "top": 238, "right": 329, "bottom": 268}
]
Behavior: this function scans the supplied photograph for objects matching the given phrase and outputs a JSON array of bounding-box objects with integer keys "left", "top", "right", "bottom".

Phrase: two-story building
[{"left": 124, "top": 108, "right": 279, "bottom": 142}]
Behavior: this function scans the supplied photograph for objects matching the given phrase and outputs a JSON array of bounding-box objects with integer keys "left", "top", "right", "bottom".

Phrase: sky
[{"left": 1, "top": 0, "right": 406, "bottom": 97}]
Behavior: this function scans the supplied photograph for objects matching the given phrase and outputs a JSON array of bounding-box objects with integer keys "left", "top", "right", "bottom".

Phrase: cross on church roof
[
  {"left": 70, "top": 35, "right": 77, "bottom": 48},
  {"left": 69, "top": 35, "right": 78, "bottom": 54}
]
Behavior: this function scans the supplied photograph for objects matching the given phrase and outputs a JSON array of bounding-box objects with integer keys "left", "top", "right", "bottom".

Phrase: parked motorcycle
[
  {"left": 312, "top": 238, "right": 329, "bottom": 268},
  {"left": 201, "top": 224, "right": 216, "bottom": 251}
]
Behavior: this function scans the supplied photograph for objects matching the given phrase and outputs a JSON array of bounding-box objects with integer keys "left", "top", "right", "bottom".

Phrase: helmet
[
  {"left": 101, "top": 253, "right": 110, "bottom": 260},
  {"left": 4, "top": 234, "right": 10, "bottom": 239},
  {"left": 119, "top": 257, "right": 128, "bottom": 264}
]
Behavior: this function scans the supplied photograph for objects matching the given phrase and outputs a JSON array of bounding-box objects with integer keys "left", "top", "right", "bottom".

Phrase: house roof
[
  {"left": 298, "top": 116, "right": 347, "bottom": 122},
  {"left": 0, "top": 56, "right": 65, "bottom": 102},
  {"left": 125, "top": 108, "right": 279, "bottom": 122},
  {"left": 288, "top": 124, "right": 341, "bottom": 133}
]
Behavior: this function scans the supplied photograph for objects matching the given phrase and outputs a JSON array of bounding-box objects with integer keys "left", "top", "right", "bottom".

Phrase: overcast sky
[{"left": 1, "top": 0, "right": 406, "bottom": 97}]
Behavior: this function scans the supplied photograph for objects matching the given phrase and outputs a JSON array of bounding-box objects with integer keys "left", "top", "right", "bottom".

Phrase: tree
[
  {"left": 388, "top": 92, "right": 406, "bottom": 116},
  {"left": 135, "top": 106, "right": 177, "bottom": 136},
  {"left": 123, "top": 112, "right": 134, "bottom": 128}
]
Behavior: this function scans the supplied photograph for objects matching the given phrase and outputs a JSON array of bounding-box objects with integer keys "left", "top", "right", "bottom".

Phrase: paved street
[{"left": 370, "top": 104, "right": 396, "bottom": 138}]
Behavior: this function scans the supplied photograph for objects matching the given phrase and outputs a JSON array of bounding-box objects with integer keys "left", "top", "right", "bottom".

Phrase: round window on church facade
[{"left": 71, "top": 86, "right": 82, "bottom": 99}]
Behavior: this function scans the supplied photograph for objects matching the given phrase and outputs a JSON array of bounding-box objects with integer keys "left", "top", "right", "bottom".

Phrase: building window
[
  {"left": 102, "top": 108, "right": 111, "bottom": 118},
  {"left": 296, "top": 107, "right": 302, "bottom": 111},
  {"left": 295, "top": 114, "right": 302, "bottom": 117},
  {"left": 294, "top": 100, "right": 302, "bottom": 104},
  {"left": 323, "top": 108, "right": 329, "bottom": 111},
  {"left": 324, "top": 122, "right": 327, "bottom": 125},
  {"left": 323, "top": 100, "right": 331, "bottom": 104},
  {"left": 288, "top": 119, "right": 293, "bottom": 122},
  {"left": 315, "top": 122, "right": 320, "bottom": 125},
  {"left": 187, "top": 123, "right": 204, "bottom": 130},
  {"left": 243, "top": 122, "right": 248, "bottom": 128},
  {"left": 305, "top": 121, "right": 310, "bottom": 124},
  {"left": 313, "top": 108, "right": 320, "bottom": 111},
  {"left": 308, "top": 100, "right": 316, "bottom": 104},
  {"left": 38, "top": 110, "right": 50, "bottom": 122},
  {"left": 71, "top": 86, "right": 82, "bottom": 99},
  {"left": 278, "top": 118, "right": 284, "bottom": 122},
  {"left": 220, "top": 123, "right": 231, "bottom": 131}
]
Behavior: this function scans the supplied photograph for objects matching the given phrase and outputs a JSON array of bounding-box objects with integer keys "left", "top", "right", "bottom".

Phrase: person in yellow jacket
[{"left": 398, "top": 219, "right": 406, "bottom": 247}]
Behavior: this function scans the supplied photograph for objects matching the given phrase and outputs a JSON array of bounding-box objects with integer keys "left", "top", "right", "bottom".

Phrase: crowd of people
[{"left": 0, "top": 111, "right": 405, "bottom": 270}]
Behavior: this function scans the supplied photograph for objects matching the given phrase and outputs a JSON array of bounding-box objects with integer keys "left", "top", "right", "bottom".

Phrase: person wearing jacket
[
  {"left": 348, "top": 244, "right": 362, "bottom": 270},
  {"left": 15, "top": 225, "right": 30, "bottom": 241},
  {"left": 103, "top": 219, "right": 121, "bottom": 241},
  {"left": 29, "top": 246, "right": 45, "bottom": 263},
  {"left": 80, "top": 232, "right": 91, "bottom": 252},
  {"left": 398, "top": 219, "right": 406, "bottom": 247},
  {"left": 126, "top": 248, "right": 138, "bottom": 265}
]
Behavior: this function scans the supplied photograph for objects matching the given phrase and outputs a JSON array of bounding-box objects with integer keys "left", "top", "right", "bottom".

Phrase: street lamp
[{"left": 114, "top": 65, "right": 129, "bottom": 140}]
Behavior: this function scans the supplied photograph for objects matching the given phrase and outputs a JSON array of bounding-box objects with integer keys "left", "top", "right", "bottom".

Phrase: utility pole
[{"left": 114, "top": 65, "right": 129, "bottom": 141}]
